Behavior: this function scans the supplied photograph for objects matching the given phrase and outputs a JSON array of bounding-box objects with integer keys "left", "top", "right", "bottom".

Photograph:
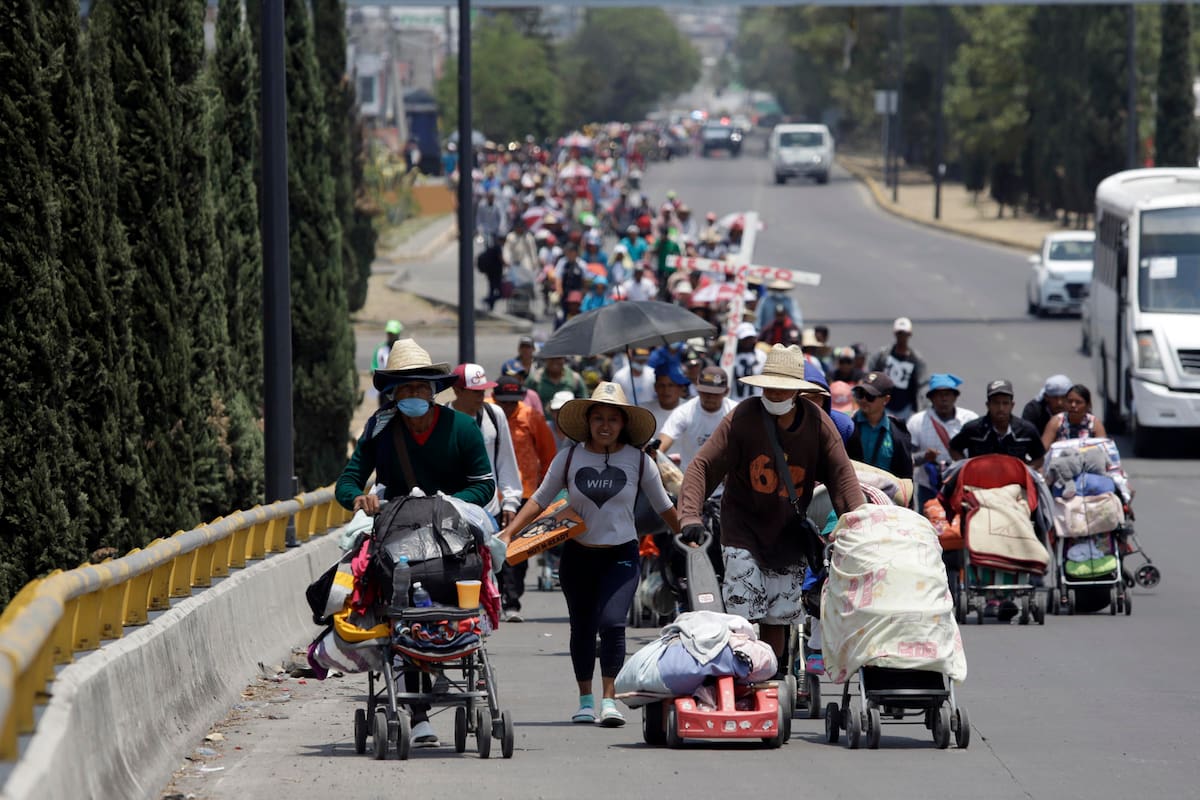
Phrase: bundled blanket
[
  {"left": 615, "top": 611, "right": 777, "bottom": 708},
  {"left": 964, "top": 485, "right": 1050, "bottom": 575},
  {"left": 822, "top": 505, "right": 967, "bottom": 685}
]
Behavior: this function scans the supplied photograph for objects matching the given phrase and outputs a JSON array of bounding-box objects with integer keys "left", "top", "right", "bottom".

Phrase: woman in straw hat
[
  {"left": 335, "top": 338, "right": 495, "bottom": 748},
  {"left": 676, "top": 345, "right": 864, "bottom": 667},
  {"left": 499, "top": 381, "right": 681, "bottom": 728}
]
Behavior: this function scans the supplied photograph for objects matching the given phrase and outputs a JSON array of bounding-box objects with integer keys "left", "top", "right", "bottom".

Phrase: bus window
[{"left": 1139, "top": 207, "right": 1200, "bottom": 312}]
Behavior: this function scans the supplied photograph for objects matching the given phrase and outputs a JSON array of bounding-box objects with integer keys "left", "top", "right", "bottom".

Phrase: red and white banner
[{"left": 666, "top": 255, "right": 821, "bottom": 287}]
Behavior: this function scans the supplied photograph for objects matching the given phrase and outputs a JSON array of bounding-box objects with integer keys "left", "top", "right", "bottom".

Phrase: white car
[
  {"left": 1027, "top": 231, "right": 1095, "bottom": 316},
  {"left": 769, "top": 123, "right": 833, "bottom": 185}
]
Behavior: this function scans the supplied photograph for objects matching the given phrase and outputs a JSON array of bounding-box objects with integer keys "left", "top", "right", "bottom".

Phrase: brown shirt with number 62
[{"left": 677, "top": 396, "right": 865, "bottom": 567}]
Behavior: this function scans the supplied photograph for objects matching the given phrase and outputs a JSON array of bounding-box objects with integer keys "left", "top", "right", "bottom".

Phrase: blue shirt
[{"left": 853, "top": 411, "right": 894, "bottom": 471}]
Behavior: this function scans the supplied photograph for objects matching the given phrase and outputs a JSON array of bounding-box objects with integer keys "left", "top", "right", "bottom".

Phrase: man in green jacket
[{"left": 335, "top": 338, "right": 494, "bottom": 748}]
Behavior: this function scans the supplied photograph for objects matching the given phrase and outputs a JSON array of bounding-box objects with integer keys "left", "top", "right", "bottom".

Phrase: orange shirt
[{"left": 489, "top": 400, "right": 558, "bottom": 499}]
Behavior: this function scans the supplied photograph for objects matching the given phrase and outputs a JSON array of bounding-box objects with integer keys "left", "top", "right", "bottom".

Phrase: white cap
[
  {"left": 549, "top": 390, "right": 574, "bottom": 411},
  {"left": 736, "top": 322, "right": 758, "bottom": 340},
  {"left": 893, "top": 317, "right": 913, "bottom": 334}
]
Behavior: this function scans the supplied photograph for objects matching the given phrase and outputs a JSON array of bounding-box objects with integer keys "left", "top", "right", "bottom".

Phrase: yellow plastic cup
[{"left": 456, "top": 580, "right": 482, "bottom": 609}]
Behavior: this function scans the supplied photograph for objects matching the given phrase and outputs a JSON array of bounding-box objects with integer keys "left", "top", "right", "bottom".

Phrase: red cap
[{"left": 453, "top": 363, "right": 497, "bottom": 391}]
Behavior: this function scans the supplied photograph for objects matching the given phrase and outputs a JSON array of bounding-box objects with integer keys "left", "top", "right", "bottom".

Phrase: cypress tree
[
  {"left": 313, "top": 0, "right": 374, "bottom": 314},
  {"left": 1155, "top": 4, "right": 1198, "bottom": 166},
  {"left": 0, "top": 0, "right": 81, "bottom": 601},
  {"left": 40, "top": 0, "right": 143, "bottom": 555},
  {"left": 212, "top": 0, "right": 265, "bottom": 510},
  {"left": 1082, "top": 7, "right": 1130, "bottom": 214},
  {"left": 106, "top": 0, "right": 200, "bottom": 535},
  {"left": 169, "top": 0, "right": 240, "bottom": 522},
  {"left": 83, "top": 1, "right": 150, "bottom": 555},
  {"left": 285, "top": 0, "right": 357, "bottom": 488}
]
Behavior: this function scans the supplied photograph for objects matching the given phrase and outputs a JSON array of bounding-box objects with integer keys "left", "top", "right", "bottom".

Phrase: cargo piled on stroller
[
  {"left": 822, "top": 504, "right": 969, "bottom": 750},
  {"left": 306, "top": 495, "right": 514, "bottom": 760},
  {"left": 939, "top": 454, "right": 1052, "bottom": 625},
  {"left": 1044, "top": 437, "right": 1155, "bottom": 615}
]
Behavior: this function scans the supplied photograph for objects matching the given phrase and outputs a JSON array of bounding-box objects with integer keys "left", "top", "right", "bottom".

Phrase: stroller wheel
[
  {"left": 372, "top": 709, "right": 389, "bottom": 760},
  {"left": 806, "top": 673, "right": 822, "bottom": 719},
  {"left": 1049, "top": 587, "right": 1060, "bottom": 616},
  {"left": 642, "top": 702, "right": 667, "bottom": 746},
  {"left": 665, "top": 704, "right": 683, "bottom": 749},
  {"left": 1066, "top": 589, "right": 1077, "bottom": 616},
  {"left": 454, "top": 706, "right": 468, "bottom": 753},
  {"left": 824, "top": 702, "right": 840, "bottom": 743},
  {"left": 867, "top": 707, "right": 882, "bottom": 750},
  {"left": 353, "top": 708, "right": 368, "bottom": 755},
  {"left": 1124, "top": 589, "right": 1133, "bottom": 616},
  {"left": 933, "top": 705, "right": 951, "bottom": 749},
  {"left": 395, "top": 713, "right": 411, "bottom": 761},
  {"left": 500, "top": 709, "right": 515, "bottom": 759},
  {"left": 475, "top": 707, "right": 492, "bottom": 759},
  {"left": 1135, "top": 564, "right": 1160, "bottom": 588},
  {"left": 844, "top": 702, "right": 861, "bottom": 750},
  {"left": 1109, "top": 586, "right": 1118, "bottom": 615},
  {"left": 954, "top": 706, "right": 971, "bottom": 749}
]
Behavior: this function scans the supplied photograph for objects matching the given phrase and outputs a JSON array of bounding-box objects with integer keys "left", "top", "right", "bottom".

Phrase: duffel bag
[{"left": 371, "top": 495, "right": 485, "bottom": 607}]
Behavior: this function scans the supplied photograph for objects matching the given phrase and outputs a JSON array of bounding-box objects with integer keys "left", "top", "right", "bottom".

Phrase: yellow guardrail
[{"left": 0, "top": 486, "right": 352, "bottom": 760}]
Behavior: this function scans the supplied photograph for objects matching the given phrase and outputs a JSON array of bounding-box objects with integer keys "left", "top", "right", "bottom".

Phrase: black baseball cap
[
  {"left": 493, "top": 376, "right": 526, "bottom": 402},
  {"left": 696, "top": 367, "right": 730, "bottom": 394},
  {"left": 986, "top": 379, "right": 1014, "bottom": 399},
  {"left": 855, "top": 372, "right": 895, "bottom": 398}
]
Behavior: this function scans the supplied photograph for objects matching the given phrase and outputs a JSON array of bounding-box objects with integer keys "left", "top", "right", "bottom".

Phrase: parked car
[
  {"left": 1027, "top": 231, "right": 1095, "bottom": 316},
  {"left": 769, "top": 123, "right": 833, "bottom": 185},
  {"left": 700, "top": 124, "right": 743, "bottom": 158}
]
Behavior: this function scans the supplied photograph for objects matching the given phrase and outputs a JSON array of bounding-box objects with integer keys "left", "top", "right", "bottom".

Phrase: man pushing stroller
[{"left": 677, "top": 345, "right": 864, "bottom": 664}]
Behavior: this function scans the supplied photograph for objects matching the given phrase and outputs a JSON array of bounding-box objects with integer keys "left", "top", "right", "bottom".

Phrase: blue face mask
[{"left": 396, "top": 398, "right": 431, "bottom": 418}]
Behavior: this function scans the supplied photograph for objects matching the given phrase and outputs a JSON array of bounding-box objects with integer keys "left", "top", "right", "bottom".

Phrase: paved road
[{"left": 169, "top": 151, "right": 1200, "bottom": 800}]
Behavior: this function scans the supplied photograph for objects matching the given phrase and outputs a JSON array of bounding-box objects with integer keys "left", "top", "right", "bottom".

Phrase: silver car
[{"left": 1027, "top": 231, "right": 1095, "bottom": 316}]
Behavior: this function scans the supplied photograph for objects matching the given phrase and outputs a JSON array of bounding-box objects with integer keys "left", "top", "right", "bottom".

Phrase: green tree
[
  {"left": 106, "top": 0, "right": 200, "bottom": 534},
  {"left": 284, "top": 0, "right": 357, "bottom": 488},
  {"left": 314, "top": 0, "right": 375, "bottom": 314},
  {"left": 40, "top": 0, "right": 147, "bottom": 557},
  {"left": 437, "top": 14, "right": 562, "bottom": 141},
  {"left": 0, "top": 0, "right": 81, "bottom": 601},
  {"left": 1082, "top": 7, "right": 1131, "bottom": 214},
  {"left": 83, "top": 0, "right": 151, "bottom": 556},
  {"left": 212, "top": 0, "right": 266, "bottom": 510},
  {"left": 945, "top": 7, "right": 1032, "bottom": 214},
  {"left": 1155, "top": 3, "right": 1198, "bottom": 166},
  {"left": 559, "top": 9, "right": 700, "bottom": 126}
]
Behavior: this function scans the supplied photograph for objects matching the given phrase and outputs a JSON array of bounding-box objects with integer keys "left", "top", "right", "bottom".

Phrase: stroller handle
[{"left": 673, "top": 529, "right": 712, "bottom": 553}]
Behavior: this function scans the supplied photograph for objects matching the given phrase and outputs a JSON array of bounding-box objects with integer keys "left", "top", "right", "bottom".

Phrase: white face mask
[{"left": 761, "top": 396, "right": 795, "bottom": 416}]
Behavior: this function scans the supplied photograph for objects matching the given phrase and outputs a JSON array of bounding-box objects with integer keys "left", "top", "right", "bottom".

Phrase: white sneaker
[
  {"left": 504, "top": 609, "right": 525, "bottom": 623},
  {"left": 571, "top": 705, "right": 596, "bottom": 724},
  {"left": 411, "top": 720, "right": 439, "bottom": 747}
]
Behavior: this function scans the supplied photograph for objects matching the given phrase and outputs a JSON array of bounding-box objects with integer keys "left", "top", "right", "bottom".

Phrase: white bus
[{"left": 1089, "top": 168, "right": 1200, "bottom": 456}]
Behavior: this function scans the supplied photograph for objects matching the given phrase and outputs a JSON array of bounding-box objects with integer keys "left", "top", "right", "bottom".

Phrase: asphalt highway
[{"left": 170, "top": 150, "right": 1200, "bottom": 800}]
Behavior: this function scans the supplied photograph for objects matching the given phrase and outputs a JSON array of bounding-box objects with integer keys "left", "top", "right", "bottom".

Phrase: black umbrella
[{"left": 539, "top": 301, "right": 716, "bottom": 358}]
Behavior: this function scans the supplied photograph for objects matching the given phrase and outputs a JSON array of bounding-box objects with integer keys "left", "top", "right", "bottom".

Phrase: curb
[
  {"left": 384, "top": 270, "right": 534, "bottom": 335},
  {"left": 1, "top": 534, "right": 340, "bottom": 800},
  {"left": 838, "top": 158, "right": 1037, "bottom": 253},
  {"left": 390, "top": 216, "right": 458, "bottom": 263}
]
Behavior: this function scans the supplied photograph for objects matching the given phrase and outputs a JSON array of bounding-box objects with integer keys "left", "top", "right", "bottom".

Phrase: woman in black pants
[{"left": 500, "top": 382, "right": 681, "bottom": 727}]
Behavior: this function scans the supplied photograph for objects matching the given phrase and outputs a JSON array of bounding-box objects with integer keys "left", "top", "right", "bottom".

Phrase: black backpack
[{"left": 368, "top": 495, "right": 485, "bottom": 609}]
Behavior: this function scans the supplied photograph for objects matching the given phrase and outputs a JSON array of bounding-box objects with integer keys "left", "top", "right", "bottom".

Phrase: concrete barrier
[{"left": 1, "top": 531, "right": 341, "bottom": 800}]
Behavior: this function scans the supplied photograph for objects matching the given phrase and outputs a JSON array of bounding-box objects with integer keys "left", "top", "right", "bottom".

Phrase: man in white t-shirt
[
  {"left": 611, "top": 346, "right": 656, "bottom": 406},
  {"left": 643, "top": 362, "right": 690, "bottom": 434},
  {"left": 659, "top": 367, "right": 737, "bottom": 470},
  {"left": 906, "top": 373, "right": 978, "bottom": 510}
]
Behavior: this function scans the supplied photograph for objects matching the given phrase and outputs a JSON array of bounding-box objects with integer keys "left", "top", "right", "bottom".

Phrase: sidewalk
[{"left": 839, "top": 153, "right": 1062, "bottom": 252}]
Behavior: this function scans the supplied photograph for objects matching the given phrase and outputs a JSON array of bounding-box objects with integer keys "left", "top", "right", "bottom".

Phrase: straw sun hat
[
  {"left": 556, "top": 382, "right": 657, "bottom": 448},
  {"left": 738, "top": 344, "right": 825, "bottom": 392},
  {"left": 372, "top": 338, "right": 454, "bottom": 391}
]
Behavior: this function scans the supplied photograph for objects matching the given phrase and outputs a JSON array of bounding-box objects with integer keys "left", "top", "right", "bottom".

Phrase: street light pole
[
  {"left": 456, "top": 0, "right": 475, "bottom": 365},
  {"left": 260, "top": 0, "right": 296, "bottom": 533}
]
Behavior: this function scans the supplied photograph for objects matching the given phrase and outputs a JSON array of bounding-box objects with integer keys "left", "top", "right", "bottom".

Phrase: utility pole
[
  {"left": 260, "top": 0, "right": 296, "bottom": 539},
  {"left": 457, "top": 0, "right": 475, "bottom": 364},
  {"left": 892, "top": 6, "right": 903, "bottom": 204},
  {"left": 1126, "top": 4, "right": 1138, "bottom": 169},
  {"left": 934, "top": 5, "right": 946, "bottom": 220}
]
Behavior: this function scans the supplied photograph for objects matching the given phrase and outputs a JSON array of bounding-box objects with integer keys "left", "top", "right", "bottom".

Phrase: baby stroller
[
  {"left": 346, "top": 496, "right": 513, "bottom": 760},
  {"left": 503, "top": 264, "right": 537, "bottom": 320},
  {"left": 940, "top": 455, "right": 1051, "bottom": 626},
  {"left": 1044, "top": 438, "right": 1148, "bottom": 615},
  {"left": 821, "top": 504, "right": 970, "bottom": 750}
]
